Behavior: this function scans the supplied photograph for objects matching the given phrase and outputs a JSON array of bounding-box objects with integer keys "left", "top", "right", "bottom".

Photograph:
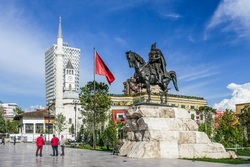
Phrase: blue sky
[{"left": 0, "top": 0, "right": 250, "bottom": 111}]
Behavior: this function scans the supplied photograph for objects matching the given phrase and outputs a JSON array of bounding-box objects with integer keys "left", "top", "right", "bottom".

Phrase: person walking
[
  {"left": 51, "top": 134, "right": 59, "bottom": 156},
  {"left": 36, "top": 134, "right": 45, "bottom": 157},
  {"left": 1, "top": 136, "right": 5, "bottom": 145},
  {"left": 106, "top": 140, "right": 110, "bottom": 151},
  {"left": 13, "top": 136, "right": 16, "bottom": 145},
  {"left": 60, "top": 135, "right": 65, "bottom": 156}
]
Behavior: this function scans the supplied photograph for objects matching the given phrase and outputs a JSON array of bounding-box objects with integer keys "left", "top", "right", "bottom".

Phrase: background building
[
  {"left": 14, "top": 109, "right": 55, "bottom": 142},
  {"left": 0, "top": 103, "right": 18, "bottom": 119},
  {"left": 235, "top": 102, "right": 250, "bottom": 114},
  {"left": 111, "top": 94, "right": 207, "bottom": 110}
]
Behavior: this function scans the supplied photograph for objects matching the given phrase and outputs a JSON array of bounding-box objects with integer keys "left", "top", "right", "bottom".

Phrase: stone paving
[{"left": 0, "top": 143, "right": 249, "bottom": 167}]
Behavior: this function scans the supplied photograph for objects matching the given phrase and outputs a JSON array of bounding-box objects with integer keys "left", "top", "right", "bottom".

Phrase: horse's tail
[{"left": 169, "top": 71, "right": 179, "bottom": 91}]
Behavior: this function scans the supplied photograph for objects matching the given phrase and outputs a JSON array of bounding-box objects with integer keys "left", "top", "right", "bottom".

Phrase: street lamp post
[
  {"left": 93, "top": 110, "right": 96, "bottom": 149},
  {"left": 48, "top": 111, "right": 50, "bottom": 144},
  {"left": 93, "top": 108, "right": 101, "bottom": 149},
  {"left": 73, "top": 99, "right": 80, "bottom": 146},
  {"left": 47, "top": 99, "right": 55, "bottom": 144}
]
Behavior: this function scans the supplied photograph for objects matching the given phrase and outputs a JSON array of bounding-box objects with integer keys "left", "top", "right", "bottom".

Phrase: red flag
[{"left": 95, "top": 51, "right": 115, "bottom": 85}]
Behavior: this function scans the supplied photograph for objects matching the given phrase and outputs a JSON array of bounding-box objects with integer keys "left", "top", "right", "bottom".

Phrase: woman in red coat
[{"left": 36, "top": 134, "right": 45, "bottom": 157}]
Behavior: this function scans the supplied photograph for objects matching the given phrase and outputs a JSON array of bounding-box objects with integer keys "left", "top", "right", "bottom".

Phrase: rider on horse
[
  {"left": 148, "top": 43, "right": 170, "bottom": 82},
  {"left": 126, "top": 45, "right": 179, "bottom": 103}
]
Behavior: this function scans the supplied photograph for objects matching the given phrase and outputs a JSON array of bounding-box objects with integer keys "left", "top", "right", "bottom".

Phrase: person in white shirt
[{"left": 60, "top": 135, "right": 65, "bottom": 156}]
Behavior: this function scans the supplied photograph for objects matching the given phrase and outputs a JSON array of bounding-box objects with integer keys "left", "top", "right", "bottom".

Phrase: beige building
[
  {"left": 111, "top": 94, "right": 207, "bottom": 111},
  {"left": 110, "top": 94, "right": 207, "bottom": 125},
  {"left": 235, "top": 102, "right": 250, "bottom": 114}
]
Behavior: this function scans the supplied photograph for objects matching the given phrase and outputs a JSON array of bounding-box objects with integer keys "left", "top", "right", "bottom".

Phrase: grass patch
[
  {"left": 226, "top": 148, "right": 250, "bottom": 156},
  {"left": 184, "top": 158, "right": 250, "bottom": 164},
  {"left": 70, "top": 144, "right": 113, "bottom": 152},
  {"left": 235, "top": 149, "right": 250, "bottom": 156}
]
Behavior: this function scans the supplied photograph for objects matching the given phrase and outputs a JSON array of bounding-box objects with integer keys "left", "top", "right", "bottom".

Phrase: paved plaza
[{"left": 0, "top": 143, "right": 249, "bottom": 167}]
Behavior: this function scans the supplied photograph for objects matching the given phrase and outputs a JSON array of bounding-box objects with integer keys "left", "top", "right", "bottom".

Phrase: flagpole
[
  {"left": 94, "top": 47, "right": 96, "bottom": 84},
  {"left": 93, "top": 47, "right": 96, "bottom": 150}
]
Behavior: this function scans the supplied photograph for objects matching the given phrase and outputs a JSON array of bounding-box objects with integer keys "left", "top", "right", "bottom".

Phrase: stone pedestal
[{"left": 119, "top": 105, "right": 236, "bottom": 159}]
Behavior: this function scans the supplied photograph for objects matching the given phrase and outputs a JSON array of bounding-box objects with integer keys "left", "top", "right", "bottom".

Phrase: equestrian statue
[{"left": 126, "top": 43, "right": 179, "bottom": 104}]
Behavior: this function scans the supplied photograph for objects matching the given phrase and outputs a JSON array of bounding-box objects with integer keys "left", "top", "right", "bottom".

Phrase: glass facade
[
  {"left": 35, "top": 123, "right": 43, "bottom": 133},
  {"left": 25, "top": 124, "right": 34, "bottom": 133}
]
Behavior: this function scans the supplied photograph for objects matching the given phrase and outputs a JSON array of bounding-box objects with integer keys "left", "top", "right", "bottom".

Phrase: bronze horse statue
[{"left": 126, "top": 51, "right": 179, "bottom": 104}]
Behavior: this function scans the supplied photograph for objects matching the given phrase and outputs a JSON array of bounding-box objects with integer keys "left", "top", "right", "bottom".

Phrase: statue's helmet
[{"left": 151, "top": 42, "right": 157, "bottom": 51}]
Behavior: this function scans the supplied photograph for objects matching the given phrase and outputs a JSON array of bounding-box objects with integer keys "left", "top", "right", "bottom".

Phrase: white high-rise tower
[
  {"left": 45, "top": 18, "right": 80, "bottom": 105},
  {"left": 45, "top": 17, "right": 81, "bottom": 136}
]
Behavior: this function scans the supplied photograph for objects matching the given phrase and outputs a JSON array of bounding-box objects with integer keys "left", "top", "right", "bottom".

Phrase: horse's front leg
[
  {"left": 160, "top": 90, "right": 167, "bottom": 104},
  {"left": 159, "top": 82, "right": 169, "bottom": 104},
  {"left": 161, "top": 87, "right": 171, "bottom": 104}
]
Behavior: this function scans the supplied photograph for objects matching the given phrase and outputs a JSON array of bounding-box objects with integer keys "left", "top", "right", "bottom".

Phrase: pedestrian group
[{"left": 35, "top": 134, "right": 66, "bottom": 157}]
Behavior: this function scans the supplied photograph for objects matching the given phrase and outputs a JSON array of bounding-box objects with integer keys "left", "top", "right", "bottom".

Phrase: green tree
[
  {"left": 191, "top": 114, "right": 195, "bottom": 120},
  {"left": 100, "top": 115, "right": 126, "bottom": 149},
  {"left": 0, "top": 106, "right": 6, "bottom": 133},
  {"left": 79, "top": 81, "right": 112, "bottom": 148},
  {"left": 195, "top": 106, "right": 216, "bottom": 138},
  {"left": 102, "top": 115, "right": 119, "bottom": 147},
  {"left": 6, "top": 119, "right": 18, "bottom": 133},
  {"left": 53, "top": 113, "right": 67, "bottom": 136},
  {"left": 214, "top": 109, "right": 242, "bottom": 147},
  {"left": 0, "top": 105, "right": 21, "bottom": 134},
  {"left": 13, "top": 106, "right": 24, "bottom": 115},
  {"left": 70, "top": 124, "right": 75, "bottom": 135},
  {"left": 238, "top": 105, "right": 250, "bottom": 146}
]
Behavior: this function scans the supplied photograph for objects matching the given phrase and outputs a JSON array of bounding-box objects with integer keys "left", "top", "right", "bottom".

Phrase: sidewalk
[{"left": 0, "top": 143, "right": 249, "bottom": 167}]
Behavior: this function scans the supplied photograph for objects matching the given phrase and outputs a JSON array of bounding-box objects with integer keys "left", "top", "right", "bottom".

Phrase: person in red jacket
[
  {"left": 51, "top": 134, "right": 59, "bottom": 156},
  {"left": 36, "top": 134, "right": 45, "bottom": 157}
]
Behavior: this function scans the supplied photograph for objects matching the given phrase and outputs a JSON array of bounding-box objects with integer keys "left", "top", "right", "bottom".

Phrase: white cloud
[
  {"left": 24, "top": 105, "right": 45, "bottom": 112},
  {"left": 178, "top": 65, "right": 219, "bottom": 81},
  {"left": 113, "top": 36, "right": 127, "bottom": 47},
  {"left": 163, "top": 13, "right": 181, "bottom": 20},
  {"left": 213, "top": 82, "right": 250, "bottom": 111},
  {"left": 206, "top": 0, "right": 250, "bottom": 39},
  {"left": 188, "top": 36, "right": 195, "bottom": 43}
]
